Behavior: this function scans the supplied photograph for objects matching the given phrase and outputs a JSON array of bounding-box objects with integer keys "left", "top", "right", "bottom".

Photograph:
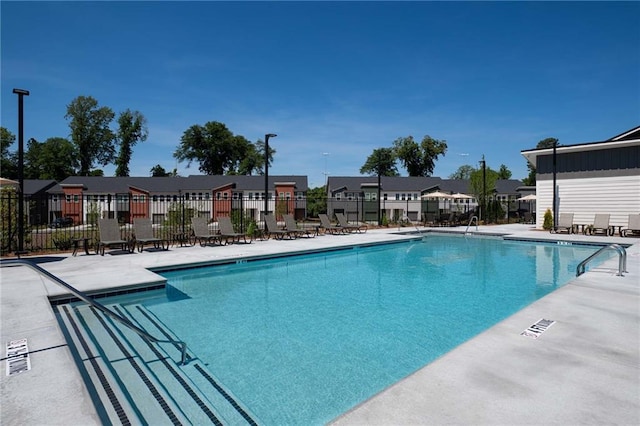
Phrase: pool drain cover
[
  {"left": 521, "top": 318, "right": 555, "bottom": 339},
  {"left": 6, "top": 338, "right": 31, "bottom": 376}
]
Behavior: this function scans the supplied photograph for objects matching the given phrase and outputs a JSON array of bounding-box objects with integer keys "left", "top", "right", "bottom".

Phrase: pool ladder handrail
[
  {"left": 0, "top": 259, "right": 189, "bottom": 365},
  {"left": 576, "top": 244, "right": 628, "bottom": 277},
  {"left": 465, "top": 216, "right": 479, "bottom": 234}
]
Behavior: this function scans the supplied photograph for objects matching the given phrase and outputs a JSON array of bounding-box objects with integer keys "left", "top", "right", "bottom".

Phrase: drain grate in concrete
[
  {"left": 6, "top": 338, "right": 31, "bottom": 376},
  {"left": 521, "top": 318, "right": 555, "bottom": 339}
]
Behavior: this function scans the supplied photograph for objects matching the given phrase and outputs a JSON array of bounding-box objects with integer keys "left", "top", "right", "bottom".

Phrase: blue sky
[{"left": 2, "top": 1, "right": 638, "bottom": 187}]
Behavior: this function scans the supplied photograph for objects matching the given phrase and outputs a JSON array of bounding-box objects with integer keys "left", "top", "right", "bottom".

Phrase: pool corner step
[
  {"left": 120, "top": 303, "right": 261, "bottom": 426},
  {"left": 56, "top": 303, "right": 232, "bottom": 425}
]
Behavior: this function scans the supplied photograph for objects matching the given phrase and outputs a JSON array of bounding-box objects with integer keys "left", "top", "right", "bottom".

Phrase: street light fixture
[
  {"left": 264, "top": 133, "right": 277, "bottom": 219},
  {"left": 480, "top": 155, "right": 486, "bottom": 223},
  {"left": 13, "top": 88, "right": 30, "bottom": 256},
  {"left": 322, "top": 152, "right": 330, "bottom": 187}
]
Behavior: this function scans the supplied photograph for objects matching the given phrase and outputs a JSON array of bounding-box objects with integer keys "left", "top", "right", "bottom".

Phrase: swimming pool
[{"left": 99, "top": 235, "right": 604, "bottom": 425}]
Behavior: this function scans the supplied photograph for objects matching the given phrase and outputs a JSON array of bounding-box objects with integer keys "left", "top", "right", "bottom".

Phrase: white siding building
[{"left": 521, "top": 126, "right": 640, "bottom": 230}]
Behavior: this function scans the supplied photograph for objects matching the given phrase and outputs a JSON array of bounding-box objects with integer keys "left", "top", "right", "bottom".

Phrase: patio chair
[
  {"left": 97, "top": 218, "right": 132, "bottom": 256},
  {"left": 553, "top": 213, "right": 574, "bottom": 234},
  {"left": 622, "top": 214, "right": 640, "bottom": 237},
  {"left": 132, "top": 218, "right": 168, "bottom": 252},
  {"left": 217, "top": 216, "right": 251, "bottom": 244},
  {"left": 264, "top": 214, "right": 298, "bottom": 240},
  {"left": 588, "top": 214, "right": 612, "bottom": 236},
  {"left": 335, "top": 212, "right": 367, "bottom": 233},
  {"left": 283, "top": 214, "right": 316, "bottom": 238},
  {"left": 422, "top": 213, "right": 436, "bottom": 227},
  {"left": 318, "top": 214, "right": 346, "bottom": 235},
  {"left": 191, "top": 217, "right": 225, "bottom": 247}
]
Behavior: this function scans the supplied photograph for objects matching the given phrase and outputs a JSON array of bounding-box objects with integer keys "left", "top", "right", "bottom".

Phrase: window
[
  {"left": 198, "top": 193, "right": 203, "bottom": 200},
  {"left": 371, "top": 193, "right": 377, "bottom": 201},
  {"left": 233, "top": 193, "right": 239, "bottom": 200},
  {"left": 395, "top": 193, "right": 400, "bottom": 200},
  {"left": 100, "top": 195, "right": 105, "bottom": 202},
  {"left": 204, "top": 193, "right": 210, "bottom": 200},
  {"left": 401, "top": 193, "right": 406, "bottom": 201},
  {"left": 65, "top": 195, "right": 71, "bottom": 203},
  {"left": 73, "top": 195, "right": 79, "bottom": 203},
  {"left": 335, "top": 193, "right": 341, "bottom": 200},
  {"left": 132, "top": 195, "right": 139, "bottom": 203},
  {"left": 216, "top": 193, "right": 221, "bottom": 200},
  {"left": 383, "top": 193, "right": 388, "bottom": 201},
  {"left": 223, "top": 192, "right": 228, "bottom": 200}
]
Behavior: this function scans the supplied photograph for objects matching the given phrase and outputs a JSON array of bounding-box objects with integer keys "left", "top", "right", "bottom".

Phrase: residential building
[
  {"left": 326, "top": 176, "right": 524, "bottom": 223},
  {"left": 521, "top": 125, "right": 640, "bottom": 229},
  {"left": 52, "top": 175, "right": 309, "bottom": 225}
]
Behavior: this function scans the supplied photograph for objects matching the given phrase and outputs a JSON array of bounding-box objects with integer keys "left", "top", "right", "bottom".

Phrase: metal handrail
[
  {"left": 576, "top": 244, "right": 628, "bottom": 277},
  {"left": 465, "top": 216, "right": 479, "bottom": 234},
  {"left": 0, "top": 259, "right": 189, "bottom": 365}
]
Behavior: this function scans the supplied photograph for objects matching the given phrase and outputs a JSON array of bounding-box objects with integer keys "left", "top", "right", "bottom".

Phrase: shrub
[{"left": 543, "top": 208, "right": 553, "bottom": 230}]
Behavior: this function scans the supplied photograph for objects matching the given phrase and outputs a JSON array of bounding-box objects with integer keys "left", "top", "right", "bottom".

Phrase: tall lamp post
[
  {"left": 264, "top": 133, "right": 277, "bottom": 219},
  {"left": 552, "top": 141, "right": 557, "bottom": 231},
  {"left": 480, "top": 155, "right": 486, "bottom": 223},
  {"left": 13, "top": 88, "right": 29, "bottom": 256}
]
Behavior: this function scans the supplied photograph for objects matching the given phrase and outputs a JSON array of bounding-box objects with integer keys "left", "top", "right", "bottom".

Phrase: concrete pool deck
[{"left": 1, "top": 224, "right": 638, "bottom": 425}]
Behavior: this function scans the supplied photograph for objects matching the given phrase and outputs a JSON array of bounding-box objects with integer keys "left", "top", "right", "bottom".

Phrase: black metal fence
[
  {"left": 0, "top": 191, "right": 310, "bottom": 255},
  {"left": 1, "top": 190, "right": 526, "bottom": 255}
]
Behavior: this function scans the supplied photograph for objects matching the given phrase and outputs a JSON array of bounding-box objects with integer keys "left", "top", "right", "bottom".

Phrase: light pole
[
  {"left": 13, "top": 88, "right": 29, "bottom": 256},
  {"left": 480, "top": 155, "right": 486, "bottom": 223},
  {"left": 322, "top": 152, "right": 330, "bottom": 187},
  {"left": 264, "top": 133, "right": 277, "bottom": 219},
  {"left": 552, "top": 141, "right": 557, "bottom": 231}
]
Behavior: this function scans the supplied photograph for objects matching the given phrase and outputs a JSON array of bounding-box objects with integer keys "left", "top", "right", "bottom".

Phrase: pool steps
[{"left": 56, "top": 302, "right": 259, "bottom": 425}]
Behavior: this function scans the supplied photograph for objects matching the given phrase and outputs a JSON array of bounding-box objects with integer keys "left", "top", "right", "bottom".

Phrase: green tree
[
  {"left": 449, "top": 164, "right": 475, "bottom": 180},
  {"left": 115, "top": 109, "right": 148, "bottom": 177},
  {"left": 25, "top": 137, "right": 78, "bottom": 180},
  {"left": 65, "top": 95, "right": 116, "bottom": 176},
  {"left": 522, "top": 137, "right": 558, "bottom": 185},
  {"left": 174, "top": 121, "right": 268, "bottom": 175},
  {"left": 497, "top": 164, "right": 512, "bottom": 180},
  {"left": 361, "top": 147, "right": 397, "bottom": 225},
  {"left": 306, "top": 186, "right": 327, "bottom": 218},
  {"left": 360, "top": 147, "right": 398, "bottom": 177},
  {"left": 470, "top": 165, "right": 499, "bottom": 222},
  {"left": 150, "top": 164, "right": 171, "bottom": 177},
  {"left": 393, "top": 135, "right": 447, "bottom": 176},
  {"left": 1, "top": 127, "right": 17, "bottom": 178}
]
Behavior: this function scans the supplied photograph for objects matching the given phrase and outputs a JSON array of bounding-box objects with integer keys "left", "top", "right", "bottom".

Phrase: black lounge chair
[
  {"left": 284, "top": 214, "right": 316, "bottom": 238},
  {"left": 622, "top": 214, "right": 640, "bottom": 237},
  {"left": 319, "top": 214, "right": 346, "bottom": 235},
  {"left": 191, "top": 217, "right": 225, "bottom": 246},
  {"left": 552, "top": 213, "right": 574, "bottom": 234},
  {"left": 97, "top": 218, "right": 133, "bottom": 255},
  {"left": 588, "top": 214, "right": 612, "bottom": 236},
  {"left": 217, "top": 216, "right": 251, "bottom": 244},
  {"left": 335, "top": 213, "right": 367, "bottom": 233},
  {"left": 264, "top": 214, "right": 297, "bottom": 240},
  {"left": 133, "top": 218, "right": 168, "bottom": 252}
]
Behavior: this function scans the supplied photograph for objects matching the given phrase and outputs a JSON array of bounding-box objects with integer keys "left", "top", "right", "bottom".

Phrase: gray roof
[
  {"left": 57, "top": 175, "right": 308, "bottom": 193},
  {"left": 23, "top": 179, "right": 57, "bottom": 195},
  {"left": 328, "top": 176, "right": 522, "bottom": 195}
]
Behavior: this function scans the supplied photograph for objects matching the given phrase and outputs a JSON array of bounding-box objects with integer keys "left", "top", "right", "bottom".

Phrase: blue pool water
[{"left": 128, "top": 236, "right": 601, "bottom": 425}]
